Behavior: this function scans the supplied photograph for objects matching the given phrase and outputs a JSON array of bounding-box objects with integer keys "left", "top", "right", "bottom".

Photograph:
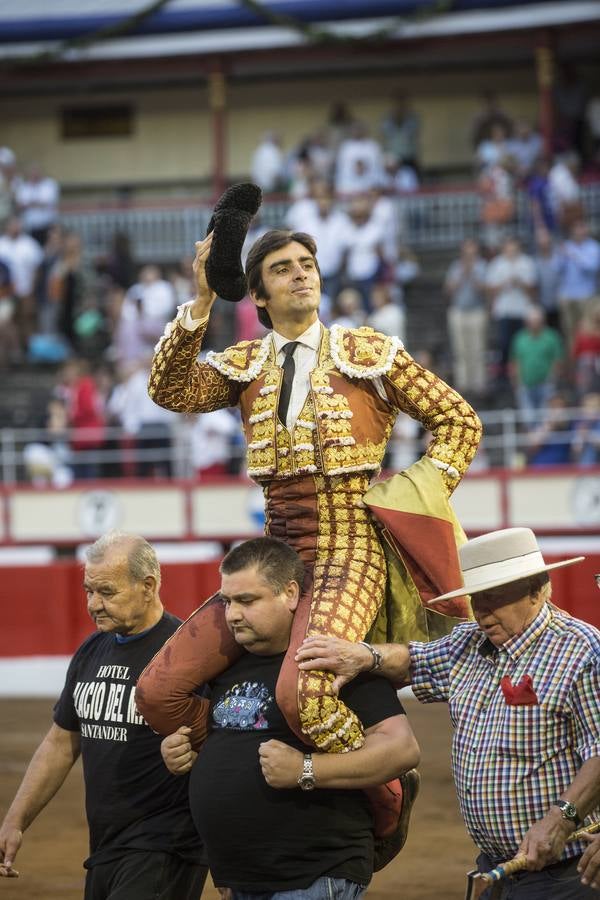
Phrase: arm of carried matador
[
  {"left": 149, "top": 310, "right": 242, "bottom": 414},
  {"left": 383, "top": 349, "right": 482, "bottom": 495}
]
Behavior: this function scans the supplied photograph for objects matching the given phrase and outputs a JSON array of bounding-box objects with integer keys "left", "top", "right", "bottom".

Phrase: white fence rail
[
  {"left": 60, "top": 182, "right": 600, "bottom": 263},
  {"left": 0, "top": 405, "right": 595, "bottom": 486}
]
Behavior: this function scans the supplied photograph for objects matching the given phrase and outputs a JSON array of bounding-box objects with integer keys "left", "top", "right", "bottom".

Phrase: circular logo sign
[
  {"left": 78, "top": 490, "right": 122, "bottom": 537},
  {"left": 571, "top": 476, "right": 600, "bottom": 526}
]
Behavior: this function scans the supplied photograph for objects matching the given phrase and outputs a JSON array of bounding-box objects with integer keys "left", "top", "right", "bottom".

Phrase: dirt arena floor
[{"left": 0, "top": 696, "right": 477, "bottom": 900}]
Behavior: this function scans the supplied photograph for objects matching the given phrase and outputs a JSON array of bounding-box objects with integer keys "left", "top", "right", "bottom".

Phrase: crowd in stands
[{"left": 1, "top": 72, "right": 600, "bottom": 483}]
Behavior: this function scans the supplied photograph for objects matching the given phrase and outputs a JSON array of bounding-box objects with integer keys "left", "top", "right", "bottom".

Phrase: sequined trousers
[{"left": 265, "top": 473, "right": 388, "bottom": 753}]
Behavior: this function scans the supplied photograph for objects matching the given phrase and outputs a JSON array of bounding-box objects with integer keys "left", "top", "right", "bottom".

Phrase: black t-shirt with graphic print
[
  {"left": 190, "top": 650, "right": 405, "bottom": 892},
  {"left": 53, "top": 612, "right": 203, "bottom": 869}
]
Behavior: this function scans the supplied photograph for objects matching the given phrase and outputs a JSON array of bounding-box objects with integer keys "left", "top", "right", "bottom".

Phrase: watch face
[
  {"left": 299, "top": 775, "right": 315, "bottom": 791},
  {"left": 563, "top": 802, "right": 577, "bottom": 818}
]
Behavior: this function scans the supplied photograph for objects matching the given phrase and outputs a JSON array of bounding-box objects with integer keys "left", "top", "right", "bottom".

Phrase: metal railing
[
  {"left": 60, "top": 182, "right": 600, "bottom": 263},
  {"left": 0, "top": 405, "right": 595, "bottom": 486}
]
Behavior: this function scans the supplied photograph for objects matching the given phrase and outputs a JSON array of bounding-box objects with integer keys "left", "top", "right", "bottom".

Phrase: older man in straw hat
[{"left": 296, "top": 527, "right": 600, "bottom": 898}]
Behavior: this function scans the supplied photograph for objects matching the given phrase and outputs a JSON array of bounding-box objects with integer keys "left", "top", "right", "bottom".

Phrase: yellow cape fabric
[{"left": 365, "top": 458, "right": 473, "bottom": 645}]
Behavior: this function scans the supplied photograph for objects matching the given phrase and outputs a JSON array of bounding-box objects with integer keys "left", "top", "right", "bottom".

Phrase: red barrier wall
[
  {"left": 1, "top": 555, "right": 599, "bottom": 659},
  {"left": 0, "top": 561, "right": 223, "bottom": 658}
]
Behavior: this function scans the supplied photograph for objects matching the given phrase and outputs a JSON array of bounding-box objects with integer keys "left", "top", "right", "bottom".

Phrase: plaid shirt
[{"left": 410, "top": 603, "right": 600, "bottom": 861}]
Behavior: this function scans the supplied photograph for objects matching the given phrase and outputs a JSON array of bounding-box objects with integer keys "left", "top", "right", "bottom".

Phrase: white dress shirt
[{"left": 271, "top": 319, "right": 321, "bottom": 430}]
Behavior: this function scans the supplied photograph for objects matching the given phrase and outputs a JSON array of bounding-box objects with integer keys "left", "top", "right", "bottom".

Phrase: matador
[{"left": 136, "top": 229, "right": 482, "bottom": 759}]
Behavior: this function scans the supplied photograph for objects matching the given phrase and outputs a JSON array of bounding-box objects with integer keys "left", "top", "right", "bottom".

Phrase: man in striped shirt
[{"left": 297, "top": 527, "right": 600, "bottom": 898}]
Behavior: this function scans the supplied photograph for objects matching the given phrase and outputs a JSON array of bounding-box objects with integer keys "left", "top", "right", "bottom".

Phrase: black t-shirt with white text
[
  {"left": 54, "top": 612, "right": 202, "bottom": 868},
  {"left": 190, "top": 651, "right": 404, "bottom": 891}
]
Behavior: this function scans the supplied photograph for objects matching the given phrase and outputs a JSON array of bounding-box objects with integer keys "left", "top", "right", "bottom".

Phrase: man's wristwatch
[
  {"left": 551, "top": 800, "right": 582, "bottom": 828},
  {"left": 297, "top": 753, "right": 316, "bottom": 791},
  {"left": 358, "top": 641, "right": 383, "bottom": 672}
]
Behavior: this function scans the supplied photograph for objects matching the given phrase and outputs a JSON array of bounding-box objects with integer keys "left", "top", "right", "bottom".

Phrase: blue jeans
[
  {"left": 231, "top": 876, "right": 366, "bottom": 900},
  {"left": 476, "top": 852, "right": 596, "bottom": 899}
]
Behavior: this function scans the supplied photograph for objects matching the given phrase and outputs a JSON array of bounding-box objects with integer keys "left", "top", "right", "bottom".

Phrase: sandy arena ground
[{"left": 0, "top": 697, "right": 477, "bottom": 899}]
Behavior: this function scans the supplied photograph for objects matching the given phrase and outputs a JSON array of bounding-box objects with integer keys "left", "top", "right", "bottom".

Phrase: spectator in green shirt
[{"left": 510, "top": 307, "right": 564, "bottom": 419}]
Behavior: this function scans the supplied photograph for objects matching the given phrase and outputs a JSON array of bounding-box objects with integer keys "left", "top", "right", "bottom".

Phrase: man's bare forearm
[
  {"left": 312, "top": 716, "right": 419, "bottom": 789},
  {"left": 296, "top": 636, "right": 412, "bottom": 691}
]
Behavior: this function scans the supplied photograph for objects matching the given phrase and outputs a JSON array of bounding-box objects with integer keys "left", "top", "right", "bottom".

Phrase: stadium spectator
[
  {"left": 0, "top": 146, "right": 16, "bottom": 228},
  {"left": 48, "top": 230, "right": 99, "bottom": 354},
  {"left": 533, "top": 228, "right": 562, "bottom": 332},
  {"left": 251, "top": 131, "right": 286, "bottom": 194},
  {"left": 340, "top": 194, "right": 387, "bottom": 311},
  {"left": 507, "top": 118, "right": 543, "bottom": 179},
  {"left": 549, "top": 153, "right": 583, "bottom": 233},
  {"left": 485, "top": 235, "right": 537, "bottom": 379},
  {"left": 509, "top": 307, "right": 564, "bottom": 418},
  {"left": 444, "top": 238, "right": 488, "bottom": 398},
  {"left": 366, "top": 282, "right": 405, "bottom": 342},
  {"left": 572, "top": 303, "right": 600, "bottom": 397},
  {"left": 380, "top": 92, "right": 421, "bottom": 174},
  {"left": 190, "top": 407, "right": 239, "bottom": 478},
  {"left": 572, "top": 392, "right": 600, "bottom": 466},
  {"left": 557, "top": 219, "right": 600, "bottom": 352},
  {"left": 330, "top": 287, "right": 365, "bottom": 330},
  {"left": 479, "top": 157, "right": 516, "bottom": 250},
  {"left": 0, "top": 214, "right": 43, "bottom": 351},
  {"left": 527, "top": 392, "right": 573, "bottom": 466},
  {"left": 96, "top": 230, "right": 137, "bottom": 292},
  {"left": 476, "top": 122, "right": 512, "bottom": 172},
  {"left": 112, "top": 265, "right": 176, "bottom": 368},
  {"left": 526, "top": 158, "right": 558, "bottom": 235},
  {"left": 335, "top": 122, "right": 384, "bottom": 196},
  {"left": 57, "top": 358, "right": 106, "bottom": 479},
  {"left": 322, "top": 100, "right": 357, "bottom": 153},
  {"left": 108, "top": 358, "right": 176, "bottom": 478},
  {"left": 14, "top": 161, "right": 60, "bottom": 247},
  {"left": 470, "top": 90, "right": 513, "bottom": 149},
  {"left": 0, "top": 257, "right": 19, "bottom": 367}
]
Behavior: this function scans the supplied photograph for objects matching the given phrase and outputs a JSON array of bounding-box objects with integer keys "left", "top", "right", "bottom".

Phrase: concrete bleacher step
[
  {"left": 403, "top": 247, "right": 454, "bottom": 359},
  {"left": 0, "top": 366, "right": 56, "bottom": 428}
]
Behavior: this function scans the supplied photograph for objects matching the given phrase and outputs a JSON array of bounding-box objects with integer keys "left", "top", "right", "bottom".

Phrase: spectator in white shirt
[
  {"left": 251, "top": 132, "right": 286, "bottom": 194},
  {"left": 113, "top": 265, "right": 176, "bottom": 367},
  {"left": 287, "top": 185, "right": 352, "bottom": 313},
  {"left": 0, "top": 215, "right": 43, "bottom": 349},
  {"left": 14, "top": 162, "right": 60, "bottom": 246},
  {"left": 485, "top": 235, "right": 537, "bottom": 378},
  {"left": 190, "top": 407, "right": 239, "bottom": 478},
  {"left": 340, "top": 195, "right": 387, "bottom": 311},
  {"left": 335, "top": 122, "right": 384, "bottom": 196}
]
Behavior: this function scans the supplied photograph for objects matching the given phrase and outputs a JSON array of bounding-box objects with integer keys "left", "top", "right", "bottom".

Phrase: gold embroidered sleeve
[
  {"left": 383, "top": 349, "right": 482, "bottom": 494},
  {"left": 149, "top": 318, "right": 240, "bottom": 413}
]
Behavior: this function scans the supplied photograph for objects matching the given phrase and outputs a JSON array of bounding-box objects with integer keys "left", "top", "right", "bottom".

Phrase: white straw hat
[{"left": 428, "top": 527, "right": 584, "bottom": 604}]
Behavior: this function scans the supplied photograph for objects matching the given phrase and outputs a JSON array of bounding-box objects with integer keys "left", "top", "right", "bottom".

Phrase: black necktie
[{"left": 277, "top": 341, "right": 299, "bottom": 426}]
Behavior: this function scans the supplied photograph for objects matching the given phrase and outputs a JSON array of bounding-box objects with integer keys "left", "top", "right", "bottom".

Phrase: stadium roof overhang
[{"left": 0, "top": 1, "right": 598, "bottom": 95}]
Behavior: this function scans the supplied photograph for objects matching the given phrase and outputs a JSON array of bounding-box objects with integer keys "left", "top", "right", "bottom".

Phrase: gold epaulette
[
  {"left": 206, "top": 335, "right": 273, "bottom": 382},
  {"left": 329, "top": 324, "right": 403, "bottom": 380}
]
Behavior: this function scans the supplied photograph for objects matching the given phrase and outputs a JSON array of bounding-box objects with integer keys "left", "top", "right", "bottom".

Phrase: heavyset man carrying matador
[{"left": 136, "top": 194, "right": 481, "bottom": 825}]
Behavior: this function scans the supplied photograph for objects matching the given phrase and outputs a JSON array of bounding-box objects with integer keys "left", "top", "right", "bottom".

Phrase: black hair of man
[
  {"left": 220, "top": 536, "right": 305, "bottom": 595},
  {"left": 245, "top": 230, "right": 322, "bottom": 330}
]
